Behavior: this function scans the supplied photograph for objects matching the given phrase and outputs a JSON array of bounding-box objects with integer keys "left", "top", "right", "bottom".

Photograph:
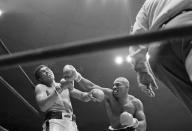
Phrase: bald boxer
[
  {"left": 129, "top": 0, "right": 192, "bottom": 114},
  {"left": 34, "top": 65, "right": 96, "bottom": 131},
  {"left": 63, "top": 65, "right": 146, "bottom": 131}
]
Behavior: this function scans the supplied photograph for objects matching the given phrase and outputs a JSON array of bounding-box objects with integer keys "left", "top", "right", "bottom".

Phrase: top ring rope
[{"left": 0, "top": 25, "right": 192, "bottom": 68}]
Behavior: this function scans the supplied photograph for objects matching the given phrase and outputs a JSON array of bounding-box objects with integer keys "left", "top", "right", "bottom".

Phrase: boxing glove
[
  {"left": 60, "top": 78, "right": 74, "bottom": 90},
  {"left": 120, "top": 112, "right": 139, "bottom": 128},
  {"left": 63, "top": 65, "right": 82, "bottom": 82},
  {"left": 90, "top": 89, "right": 105, "bottom": 102}
]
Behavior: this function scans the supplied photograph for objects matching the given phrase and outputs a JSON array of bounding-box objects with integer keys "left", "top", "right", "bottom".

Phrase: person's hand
[
  {"left": 88, "top": 89, "right": 105, "bottom": 102},
  {"left": 63, "top": 65, "right": 82, "bottom": 82},
  {"left": 120, "top": 112, "right": 139, "bottom": 128},
  {"left": 135, "top": 62, "right": 158, "bottom": 97},
  {"left": 136, "top": 70, "right": 158, "bottom": 97}
]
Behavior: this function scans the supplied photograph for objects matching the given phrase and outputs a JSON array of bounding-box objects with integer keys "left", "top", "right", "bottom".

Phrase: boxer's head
[
  {"left": 112, "top": 77, "right": 129, "bottom": 98},
  {"left": 34, "top": 65, "right": 55, "bottom": 85}
]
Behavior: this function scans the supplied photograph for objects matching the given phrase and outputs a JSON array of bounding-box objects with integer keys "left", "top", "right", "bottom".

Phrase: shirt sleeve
[
  {"left": 129, "top": 1, "right": 150, "bottom": 65},
  {"left": 132, "top": 1, "right": 149, "bottom": 34}
]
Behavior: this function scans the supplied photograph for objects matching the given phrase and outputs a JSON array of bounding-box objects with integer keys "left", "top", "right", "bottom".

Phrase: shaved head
[{"left": 114, "top": 77, "right": 129, "bottom": 88}]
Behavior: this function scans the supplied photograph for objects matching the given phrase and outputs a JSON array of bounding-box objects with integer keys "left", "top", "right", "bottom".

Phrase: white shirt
[
  {"left": 129, "top": 0, "right": 192, "bottom": 65},
  {"left": 132, "top": 0, "right": 192, "bottom": 34}
]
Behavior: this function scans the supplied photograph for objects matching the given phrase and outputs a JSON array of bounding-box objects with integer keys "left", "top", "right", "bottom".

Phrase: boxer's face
[
  {"left": 39, "top": 67, "right": 55, "bottom": 84},
  {"left": 112, "top": 82, "right": 120, "bottom": 97},
  {"left": 112, "top": 77, "right": 129, "bottom": 97}
]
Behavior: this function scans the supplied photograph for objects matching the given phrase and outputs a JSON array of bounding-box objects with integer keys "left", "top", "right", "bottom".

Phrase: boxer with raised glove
[
  {"left": 34, "top": 65, "right": 99, "bottom": 131},
  {"left": 64, "top": 65, "right": 147, "bottom": 131}
]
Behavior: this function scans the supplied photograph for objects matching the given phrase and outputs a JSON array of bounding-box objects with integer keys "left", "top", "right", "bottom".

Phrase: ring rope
[
  {"left": 0, "top": 25, "right": 192, "bottom": 68},
  {"left": 0, "top": 76, "right": 40, "bottom": 117},
  {"left": 0, "top": 125, "right": 8, "bottom": 131},
  {"left": 0, "top": 39, "right": 35, "bottom": 88}
]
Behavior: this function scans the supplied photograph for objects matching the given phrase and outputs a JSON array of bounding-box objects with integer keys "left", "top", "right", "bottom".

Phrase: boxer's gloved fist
[
  {"left": 132, "top": 117, "right": 139, "bottom": 128},
  {"left": 89, "top": 89, "right": 105, "bottom": 102},
  {"left": 120, "top": 112, "right": 139, "bottom": 128},
  {"left": 60, "top": 78, "right": 74, "bottom": 90},
  {"left": 63, "top": 65, "right": 82, "bottom": 82},
  {"left": 60, "top": 78, "right": 66, "bottom": 85}
]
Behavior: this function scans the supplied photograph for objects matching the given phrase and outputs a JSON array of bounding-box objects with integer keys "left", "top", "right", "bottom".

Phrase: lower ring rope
[
  {"left": 0, "top": 76, "right": 40, "bottom": 117},
  {"left": 0, "top": 39, "right": 35, "bottom": 88}
]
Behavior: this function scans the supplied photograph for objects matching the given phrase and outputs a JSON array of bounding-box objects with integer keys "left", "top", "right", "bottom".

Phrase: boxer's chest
[
  {"left": 122, "top": 102, "right": 135, "bottom": 115},
  {"left": 109, "top": 97, "right": 135, "bottom": 116},
  {"left": 46, "top": 87, "right": 71, "bottom": 104}
]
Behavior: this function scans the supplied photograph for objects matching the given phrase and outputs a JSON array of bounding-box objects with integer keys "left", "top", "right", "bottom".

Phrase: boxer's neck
[
  {"left": 48, "top": 80, "right": 57, "bottom": 88},
  {"left": 118, "top": 93, "right": 129, "bottom": 105}
]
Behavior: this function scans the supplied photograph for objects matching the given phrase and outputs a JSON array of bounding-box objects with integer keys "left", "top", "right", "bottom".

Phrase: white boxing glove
[
  {"left": 60, "top": 78, "right": 74, "bottom": 91},
  {"left": 63, "top": 65, "right": 82, "bottom": 82},
  {"left": 90, "top": 89, "right": 105, "bottom": 102},
  {"left": 120, "top": 112, "right": 139, "bottom": 128},
  {"left": 132, "top": 117, "right": 139, "bottom": 128}
]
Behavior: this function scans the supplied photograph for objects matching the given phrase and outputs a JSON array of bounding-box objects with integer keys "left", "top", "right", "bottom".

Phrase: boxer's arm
[
  {"left": 77, "top": 76, "right": 111, "bottom": 96},
  {"left": 63, "top": 64, "right": 110, "bottom": 96},
  {"left": 70, "top": 88, "right": 91, "bottom": 102},
  {"left": 35, "top": 84, "right": 60, "bottom": 112},
  {"left": 133, "top": 99, "right": 146, "bottom": 131}
]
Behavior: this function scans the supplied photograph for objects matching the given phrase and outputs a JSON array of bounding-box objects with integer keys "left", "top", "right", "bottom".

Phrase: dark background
[{"left": 0, "top": 0, "right": 192, "bottom": 131}]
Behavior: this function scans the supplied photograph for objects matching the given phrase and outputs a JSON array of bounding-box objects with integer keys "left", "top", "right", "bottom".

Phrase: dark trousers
[
  {"left": 108, "top": 127, "right": 134, "bottom": 131},
  {"left": 149, "top": 11, "right": 192, "bottom": 114}
]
